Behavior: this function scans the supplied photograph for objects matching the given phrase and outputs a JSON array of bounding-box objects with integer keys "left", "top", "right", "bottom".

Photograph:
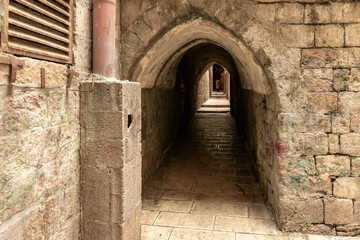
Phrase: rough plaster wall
[
  {"left": 120, "top": 0, "right": 360, "bottom": 236},
  {"left": 195, "top": 69, "right": 210, "bottom": 110},
  {"left": 0, "top": 0, "right": 92, "bottom": 238},
  {"left": 141, "top": 88, "right": 181, "bottom": 185}
]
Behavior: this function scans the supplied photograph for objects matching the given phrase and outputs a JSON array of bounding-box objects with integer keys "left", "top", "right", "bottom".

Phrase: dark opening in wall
[
  {"left": 128, "top": 114, "right": 133, "bottom": 128},
  {"left": 212, "top": 63, "right": 224, "bottom": 91}
]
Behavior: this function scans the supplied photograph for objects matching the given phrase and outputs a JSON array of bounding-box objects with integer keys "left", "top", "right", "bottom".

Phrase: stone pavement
[{"left": 141, "top": 114, "right": 358, "bottom": 240}]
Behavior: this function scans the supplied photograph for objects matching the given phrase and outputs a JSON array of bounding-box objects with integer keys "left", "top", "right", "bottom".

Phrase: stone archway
[
  {"left": 130, "top": 18, "right": 284, "bottom": 230},
  {"left": 129, "top": 19, "right": 271, "bottom": 94}
]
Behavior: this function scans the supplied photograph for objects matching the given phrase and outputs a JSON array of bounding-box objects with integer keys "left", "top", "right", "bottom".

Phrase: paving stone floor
[{"left": 141, "top": 114, "right": 357, "bottom": 240}]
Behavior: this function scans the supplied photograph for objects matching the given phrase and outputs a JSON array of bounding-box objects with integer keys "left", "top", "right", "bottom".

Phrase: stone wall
[
  {"left": 0, "top": 0, "right": 92, "bottom": 238},
  {"left": 120, "top": 0, "right": 360, "bottom": 236},
  {"left": 233, "top": 88, "right": 279, "bottom": 224},
  {"left": 141, "top": 88, "right": 181, "bottom": 185},
  {"left": 195, "top": 69, "right": 210, "bottom": 110},
  {"left": 80, "top": 80, "right": 142, "bottom": 240},
  {"left": 267, "top": 1, "right": 360, "bottom": 235}
]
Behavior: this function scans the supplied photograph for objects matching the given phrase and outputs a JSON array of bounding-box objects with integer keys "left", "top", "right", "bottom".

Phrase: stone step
[
  {"left": 211, "top": 95, "right": 227, "bottom": 99},
  {"left": 202, "top": 104, "right": 230, "bottom": 107},
  {"left": 201, "top": 98, "right": 230, "bottom": 108},
  {"left": 197, "top": 107, "right": 230, "bottom": 113}
]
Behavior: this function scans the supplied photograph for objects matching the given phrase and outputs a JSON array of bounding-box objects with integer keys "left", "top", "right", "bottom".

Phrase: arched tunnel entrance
[{"left": 139, "top": 39, "right": 279, "bottom": 236}]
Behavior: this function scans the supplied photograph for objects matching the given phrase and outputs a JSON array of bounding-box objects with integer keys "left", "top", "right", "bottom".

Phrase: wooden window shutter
[{"left": 1, "top": 0, "right": 73, "bottom": 64}]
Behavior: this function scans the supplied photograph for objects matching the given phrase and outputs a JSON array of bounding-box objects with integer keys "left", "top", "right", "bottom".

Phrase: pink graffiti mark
[
  {"left": 275, "top": 140, "right": 287, "bottom": 158},
  {"left": 263, "top": 125, "right": 288, "bottom": 158},
  {"left": 109, "top": 146, "right": 117, "bottom": 151}
]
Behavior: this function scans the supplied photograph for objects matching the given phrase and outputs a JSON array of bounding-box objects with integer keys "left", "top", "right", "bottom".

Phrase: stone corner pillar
[{"left": 80, "top": 78, "right": 142, "bottom": 240}]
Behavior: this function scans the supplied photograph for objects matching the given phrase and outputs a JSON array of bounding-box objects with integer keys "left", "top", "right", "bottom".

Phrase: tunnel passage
[
  {"left": 140, "top": 36, "right": 279, "bottom": 218},
  {"left": 141, "top": 43, "right": 243, "bottom": 184},
  {"left": 134, "top": 19, "right": 280, "bottom": 232}
]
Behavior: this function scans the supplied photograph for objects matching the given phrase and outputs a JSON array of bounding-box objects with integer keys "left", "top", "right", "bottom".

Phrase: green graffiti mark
[
  {"left": 21, "top": 117, "right": 29, "bottom": 130},
  {"left": 14, "top": 155, "right": 25, "bottom": 165},
  {"left": 54, "top": 188, "right": 62, "bottom": 195},
  {"left": 0, "top": 174, "right": 6, "bottom": 191},
  {"left": 286, "top": 158, "right": 312, "bottom": 184},
  {"left": 317, "top": 158, "right": 350, "bottom": 177},
  {"left": 352, "top": 158, "right": 359, "bottom": 175},
  {"left": 65, "top": 112, "right": 72, "bottom": 124},
  {"left": 41, "top": 121, "right": 51, "bottom": 130}
]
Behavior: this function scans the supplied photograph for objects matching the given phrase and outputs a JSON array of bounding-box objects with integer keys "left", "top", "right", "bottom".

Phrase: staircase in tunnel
[
  {"left": 197, "top": 92, "right": 230, "bottom": 113},
  {"left": 141, "top": 113, "right": 280, "bottom": 239}
]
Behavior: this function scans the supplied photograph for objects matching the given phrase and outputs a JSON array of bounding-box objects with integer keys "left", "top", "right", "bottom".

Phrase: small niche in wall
[{"left": 128, "top": 114, "right": 133, "bottom": 128}]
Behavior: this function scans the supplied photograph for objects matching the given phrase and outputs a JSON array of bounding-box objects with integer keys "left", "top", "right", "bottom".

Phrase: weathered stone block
[
  {"left": 278, "top": 113, "right": 330, "bottom": 133},
  {"left": 15, "top": 58, "right": 67, "bottom": 88},
  {"left": 84, "top": 112, "right": 124, "bottom": 139},
  {"left": 0, "top": 63, "right": 10, "bottom": 86},
  {"left": 86, "top": 139, "right": 124, "bottom": 168},
  {"left": 333, "top": 178, "right": 360, "bottom": 199},
  {"left": 316, "top": 155, "right": 350, "bottom": 177},
  {"left": 352, "top": 158, "right": 360, "bottom": 176},
  {"left": 110, "top": 194, "right": 122, "bottom": 223},
  {"left": 284, "top": 156, "right": 317, "bottom": 181},
  {"left": 303, "top": 68, "right": 332, "bottom": 92},
  {"left": 331, "top": 2, "right": 360, "bottom": 23},
  {"left": 276, "top": 3, "right": 304, "bottom": 23},
  {"left": 355, "top": 199, "right": 360, "bottom": 222},
  {"left": 255, "top": 4, "right": 275, "bottom": 22},
  {"left": 305, "top": 4, "right": 331, "bottom": 24},
  {"left": 345, "top": 24, "right": 360, "bottom": 47},
  {"left": 340, "top": 133, "right": 360, "bottom": 156},
  {"left": 73, "top": 37, "right": 92, "bottom": 69},
  {"left": 111, "top": 168, "right": 123, "bottom": 195},
  {"left": 351, "top": 115, "right": 360, "bottom": 132},
  {"left": 81, "top": 165, "right": 110, "bottom": 222},
  {"left": 349, "top": 68, "right": 360, "bottom": 92},
  {"left": 73, "top": 1, "right": 92, "bottom": 39},
  {"left": 121, "top": 203, "right": 141, "bottom": 240},
  {"left": 24, "top": 197, "right": 60, "bottom": 238},
  {"left": 83, "top": 221, "right": 110, "bottom": 240},
  {"left": 339, "top": 92, "right": 360, "bottom": 114},
  {"left": 282, "top": 174, "right": 332, "bottom": 198},
  {"left": 324, "top": 198, "right": 353, "bottom": 225},
  {"left": 329, "top": 134, "right": 340, "bottom": 154},
  {"left": 282, "top": 25, "right": 314, "bottom": 48},
  {"left": 308, "top": 92, "right": 337, "bottom": 114},
  {"left": 315, "top": 25, "right": 344, "bottom": 47},
  {"left": 301, "top": 48, "right": 360, "bottom": 68},
  {"left": 332, "top": 114, "right": 350, "bottom": 133},
  {"left": 3, "top": 90, "right": 52, "bottom": 133},
  {"left": 333, "top": 69, "right": 350, "bottom": 92},
  {"left": 304, "top": 224, "right": 336, "bottom": 235},
  {"left": 336, "top": 225, "right": 360, "bottom": 236},
  {"left": 279, "top": 198, "right": 323, "bottom": 224},
  {"left": 295, "top": 133, "right": 328, "bottom": 155},
  {"left": 81, "top": 82, "right": 123, "bottom": 112},
  {"left": 59, "top": 187, "right": 79, "bottom": 224},
  {"left": 0, "top": 213, "right": 25, "bottom": 239}
]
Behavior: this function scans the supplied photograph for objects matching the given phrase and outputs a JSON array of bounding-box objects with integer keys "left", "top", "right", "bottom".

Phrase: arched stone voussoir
[{"left": 130, "top": 19, "right": 271, "bottom": 94}]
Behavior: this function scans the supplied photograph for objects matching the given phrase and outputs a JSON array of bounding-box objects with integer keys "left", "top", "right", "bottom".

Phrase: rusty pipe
[{"left": 93, "top": 0, "right": 116, "bottom": 78}]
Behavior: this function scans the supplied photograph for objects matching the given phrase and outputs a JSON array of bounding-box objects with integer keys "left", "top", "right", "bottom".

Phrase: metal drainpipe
[{"left": 93, "top": 0, "right": 116, "bottom": 78}]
